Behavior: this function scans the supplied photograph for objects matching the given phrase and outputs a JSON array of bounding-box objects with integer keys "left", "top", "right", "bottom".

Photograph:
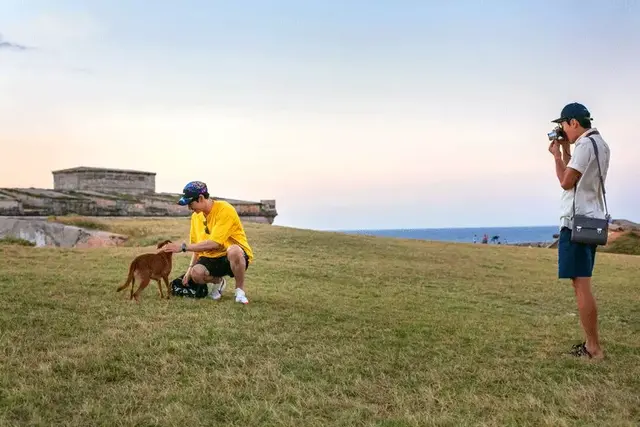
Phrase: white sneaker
[
  {"left": 235, "top": 288, "right": 249, "bottom": 304},
  {"left": 209, "top": 278, "right": 226, "bottom": 300}
]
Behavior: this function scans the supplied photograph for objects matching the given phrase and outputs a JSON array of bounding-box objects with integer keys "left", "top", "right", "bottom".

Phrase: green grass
[
  {"left": 0, "top": 219, "right": 639, "bottom": 426},
  {"left": 47, "top": 215, "right": 115, "bottom": 232},
  {"left": 602, "top": 232, "right": 640, "bottom": 256},
  {"left": 0, "top": 236, "right": 35, "bottom": 247}
]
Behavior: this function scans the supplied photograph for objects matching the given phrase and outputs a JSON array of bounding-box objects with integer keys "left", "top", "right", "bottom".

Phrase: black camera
[{"left": 547, "top": 125, "right": 566, "bottom": 141}]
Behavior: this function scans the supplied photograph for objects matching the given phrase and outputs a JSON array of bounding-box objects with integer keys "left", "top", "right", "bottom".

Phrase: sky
[{"left": 1, "top": 0, "right": 639, "bottom": 230}]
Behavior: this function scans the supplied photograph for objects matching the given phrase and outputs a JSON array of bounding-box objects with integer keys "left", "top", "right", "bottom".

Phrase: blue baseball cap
[
  {"left": 177, "top": 181, "right": 208, "bottom": 206},
  {"left": 552, "top": 102, "right": 592, "bottom": 123}
]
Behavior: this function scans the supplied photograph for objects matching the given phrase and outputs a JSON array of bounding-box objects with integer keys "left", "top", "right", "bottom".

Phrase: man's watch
[{"left": 181, "top": 242, "right": 187, "bottom": 252}]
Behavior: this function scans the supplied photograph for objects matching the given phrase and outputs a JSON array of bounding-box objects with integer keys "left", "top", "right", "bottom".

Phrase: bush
[
  {"left": 0, "top": 236, "right": 36, "bottom": 247},
  {"left": 603, "top": 232, "right": 640, "bottom": 256}
]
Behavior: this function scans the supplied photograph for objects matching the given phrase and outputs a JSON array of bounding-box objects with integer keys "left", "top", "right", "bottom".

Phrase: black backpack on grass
[{"left": 170, "top": 275, "right": 209, "bottom": 299}]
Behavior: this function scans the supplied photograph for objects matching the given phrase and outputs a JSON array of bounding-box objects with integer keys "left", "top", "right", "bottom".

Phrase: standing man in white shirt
[{"left": 548, "top": 102, "right": 610, "bottom": 360}]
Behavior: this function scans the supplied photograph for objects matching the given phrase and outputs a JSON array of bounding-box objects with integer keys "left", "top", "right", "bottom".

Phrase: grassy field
[{"left": 1, "top": 218, "right": 639, "bottom": 426}]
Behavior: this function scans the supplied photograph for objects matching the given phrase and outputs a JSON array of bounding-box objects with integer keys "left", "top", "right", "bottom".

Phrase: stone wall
[
  {"left": 240, "top": 215, "right": 276, "bottom": 224},
  {"left": 260, "top": 199, "right": 276, "bottom": 211},
  {"left": 2, "top": 167, "right": 277, "bottom": 223},
  {"left": 53, "top": 168, "right": 155, "bottom": 195},
  {"left": 0, "top": 188, "right": 278, "bottom": 224},
  {"left": 0, "top": 199, "right": 22, "bottom": 215}
]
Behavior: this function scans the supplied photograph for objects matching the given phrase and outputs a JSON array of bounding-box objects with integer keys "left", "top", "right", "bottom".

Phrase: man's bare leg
[
  {"left": 572, "top": 277, "right": 604, "bottom": 359},
  {"left": 190, "top": 265, "right": 223, "bottom": 285},
  {"left": 226, "top": 245, "right": 248, "bottom": 304},
  {"left": 190, "top": 264, "right": 226, "bottom": 300},
  {"left": 189, "top": 250, "right": 247, "bottom": 303},
  {"left": 227, "top": 245, "right": 246, "bottom": 291}
]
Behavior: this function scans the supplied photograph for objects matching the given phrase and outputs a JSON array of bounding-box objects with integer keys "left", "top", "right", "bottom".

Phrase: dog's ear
[{"left": 157, "top": 239, "right": 172, "bottom": 249}]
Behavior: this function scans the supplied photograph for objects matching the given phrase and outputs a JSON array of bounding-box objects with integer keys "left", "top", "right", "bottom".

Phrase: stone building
[{"left": 52, "top": 167, "right": 156, "bottom": 195}]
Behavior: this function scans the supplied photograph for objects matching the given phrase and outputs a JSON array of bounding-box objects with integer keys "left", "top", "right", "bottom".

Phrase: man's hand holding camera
[
  {"left": 548, "top": 114, "right": 576, "bottom": 188},
  {"left": 548, "top": 139, "right": 571, "bottom": 163},
  {"left": 549, "top": 137, "right": 577, "bottom": 188},
  {"left": 548, "top": 140, "right": 562, "bottom": 159}
]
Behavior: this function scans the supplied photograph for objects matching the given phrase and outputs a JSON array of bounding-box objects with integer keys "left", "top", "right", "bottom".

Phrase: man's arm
[
  {"left": 163, "top": 238, "right": 223, "bottom": 254},
  {"left": 554, "top": 155, "right": 581, "bottom": 190},
  {"left": 184, "top": 240, "right": 223, "bottom": 252},
  {"left": 162, "top": 215, "right": 225, "bottom": 254},
  {"left": 188, "top": 252, "right": 199, "bottom": 265},
  {"left": 185, "top": 251, "right": 199, "bottom": 273},
  {"left": 553, "top": 140, "right": 590, "bottom": 190},
  {"left": 184, "top": 214, "right": 220, "bottom": 251},
  {"left": 182, "top": 251, "right": 199, "bottom": 284}
]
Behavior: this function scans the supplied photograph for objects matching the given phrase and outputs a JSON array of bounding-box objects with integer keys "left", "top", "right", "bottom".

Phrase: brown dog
[{"left": 116, "top": 240, "right": 174, "bottom": 302}]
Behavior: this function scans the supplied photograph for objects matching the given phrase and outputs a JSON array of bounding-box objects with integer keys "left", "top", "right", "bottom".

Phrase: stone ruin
[
  {"left": 0, "top": 166, "right": 277, "bottom": 224},
  {"left": 53, "top": 166, "right": 156, "bottom": 195}
]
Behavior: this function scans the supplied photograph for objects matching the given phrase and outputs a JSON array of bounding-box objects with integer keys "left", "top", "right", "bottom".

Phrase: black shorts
[{"left": 196, "top": 250, "right": 249, "bottom": 278}]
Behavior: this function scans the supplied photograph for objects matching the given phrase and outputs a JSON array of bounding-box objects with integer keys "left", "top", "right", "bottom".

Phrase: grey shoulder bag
[{"left": 571, "top": 131, "right": 611, "bottom": 245}]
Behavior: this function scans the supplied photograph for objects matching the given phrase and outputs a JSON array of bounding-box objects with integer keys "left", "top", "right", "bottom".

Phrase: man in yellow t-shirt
[{"left": 161, "top": 180, "right": 254, "bottom": 304}]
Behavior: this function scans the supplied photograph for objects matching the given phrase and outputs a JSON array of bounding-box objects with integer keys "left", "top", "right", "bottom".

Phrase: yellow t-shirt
[{"left": 189, "top": 200, "right": 254, "bottom": 262}]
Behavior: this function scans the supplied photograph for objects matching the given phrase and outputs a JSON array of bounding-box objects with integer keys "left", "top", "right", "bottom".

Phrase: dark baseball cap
[
  {"left": 551, "top": 102, "right": 592, "bottom": 123},
  {"left": 177, "top": 181, "right": 208, "bottom": 206}
]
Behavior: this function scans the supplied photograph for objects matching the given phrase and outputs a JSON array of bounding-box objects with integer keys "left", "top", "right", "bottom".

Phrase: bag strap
[
  {"left": 572, "top": 130, "right": 610, "bottom": 220},
  {"left": 588, "top": 135, "right": 610, "bottom": 220}
]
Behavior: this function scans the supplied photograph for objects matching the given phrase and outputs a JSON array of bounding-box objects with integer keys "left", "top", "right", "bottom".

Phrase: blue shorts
[{"left": 558, "top": 227, "right": 597, "bottom": 279}]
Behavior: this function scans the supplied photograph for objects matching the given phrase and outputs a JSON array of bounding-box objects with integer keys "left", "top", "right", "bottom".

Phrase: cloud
[{"left": 0, "top": 33, "right": 33, "bottom": 51}]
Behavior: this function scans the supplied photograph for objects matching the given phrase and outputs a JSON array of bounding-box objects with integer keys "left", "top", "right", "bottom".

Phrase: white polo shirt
[{"left": 559, "top": 127, "right": 611, "bottom": 229}]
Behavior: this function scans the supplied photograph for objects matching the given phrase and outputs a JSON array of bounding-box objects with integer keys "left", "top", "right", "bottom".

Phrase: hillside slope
[
  {"left": 0, "top": 219, "right": 639, "bottom": 426},
  {"left": 602, "top": 231, "right": 640, "bottom": 256}
]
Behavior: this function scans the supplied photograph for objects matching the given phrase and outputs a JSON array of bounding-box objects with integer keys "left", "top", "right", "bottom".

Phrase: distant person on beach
[
  {"left": 160, "top": 181, "right": 253, "bottom": 304},
  {"left": 548, "top": 102, "right": 609, "bottom": 359}
]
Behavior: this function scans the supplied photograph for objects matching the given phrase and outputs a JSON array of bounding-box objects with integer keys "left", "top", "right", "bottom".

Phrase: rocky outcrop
[
  {"left": 0, "top": 217, "right": 128, "bottom": 248},
  {"left": 0, "top": 166, "right": 277, "bottom": 223},
  {"left": 610, "top": 219, "right": 640, "bottom": 232},
  {"left": 0, "top": 188, "right": 277, "bottom": 224}
]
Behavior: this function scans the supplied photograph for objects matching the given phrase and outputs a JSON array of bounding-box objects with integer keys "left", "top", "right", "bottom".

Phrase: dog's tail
[{"left": 116, "top": 261, "right": 136, "bottom": 293}]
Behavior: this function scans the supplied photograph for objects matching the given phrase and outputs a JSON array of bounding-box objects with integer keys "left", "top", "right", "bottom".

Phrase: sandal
[{"left": 569, "top": 342, "right": 593, "bottom": 358}]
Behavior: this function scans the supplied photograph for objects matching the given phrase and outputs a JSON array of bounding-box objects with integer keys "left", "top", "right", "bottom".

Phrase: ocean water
[{"left": 340, "top": 226, "right": 560, "bottom": 245}]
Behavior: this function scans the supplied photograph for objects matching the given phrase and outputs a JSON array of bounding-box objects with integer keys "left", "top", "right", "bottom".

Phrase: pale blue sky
[{"left": 1, "top": 0, "right": 639, "bottom": 230}]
